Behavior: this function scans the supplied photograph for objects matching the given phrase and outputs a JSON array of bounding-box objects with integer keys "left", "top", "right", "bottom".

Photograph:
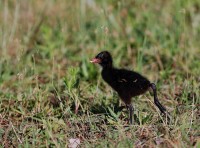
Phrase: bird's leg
[
  {"left": 126, "top": 104, "right": 129, "bottom": 111},
  {"left": 150, "top": 83, "right": 166, "bottom": 113},
  {"left": 126, "top": 104, "right": 134, "bottom": 124},
  {"left": 150, "top": 83, "right": 171, "bottom": 121}
]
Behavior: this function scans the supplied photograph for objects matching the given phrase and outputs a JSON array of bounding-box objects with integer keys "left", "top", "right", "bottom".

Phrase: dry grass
[{"left": 0, "top": 0, "right": 199, "bottom": 147}]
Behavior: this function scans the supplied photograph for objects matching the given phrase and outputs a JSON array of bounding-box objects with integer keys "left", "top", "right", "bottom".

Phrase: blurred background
[{"left": 0, "top": 0, "right": 199, "bottom": 147}]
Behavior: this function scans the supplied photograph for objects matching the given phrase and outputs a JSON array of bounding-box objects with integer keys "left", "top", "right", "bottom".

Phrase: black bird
[{"left": 90, "top": 51, "right": 168, "bottom": 124}]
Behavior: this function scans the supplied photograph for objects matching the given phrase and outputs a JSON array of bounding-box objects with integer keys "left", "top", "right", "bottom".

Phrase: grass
[{"left": 0, "top": 0, "right": 199, "bottom": 147}]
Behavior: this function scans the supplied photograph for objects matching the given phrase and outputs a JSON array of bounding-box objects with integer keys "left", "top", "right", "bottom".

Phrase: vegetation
[{"left": 0, "top": 0, "right": 199, "bottom": 147}]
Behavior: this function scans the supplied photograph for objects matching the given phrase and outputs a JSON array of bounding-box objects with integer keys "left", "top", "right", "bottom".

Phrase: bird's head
[{"left": 90, "top": 51, "right": 113, "bottom": 68}]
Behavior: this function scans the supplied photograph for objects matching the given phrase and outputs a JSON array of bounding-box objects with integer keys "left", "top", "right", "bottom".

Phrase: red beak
[{"left": 90, "top": 58, "right": 101, "bottom": 63}]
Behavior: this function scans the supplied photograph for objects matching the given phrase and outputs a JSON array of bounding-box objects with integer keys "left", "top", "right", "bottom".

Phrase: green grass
[{"left": 0, "top": 0, "right": 200, "bottom": 147}]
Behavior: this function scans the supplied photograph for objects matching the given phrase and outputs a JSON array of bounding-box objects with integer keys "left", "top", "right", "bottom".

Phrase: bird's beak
[{"left": 90, "top": 58, "right": 101, "bottom": 63}]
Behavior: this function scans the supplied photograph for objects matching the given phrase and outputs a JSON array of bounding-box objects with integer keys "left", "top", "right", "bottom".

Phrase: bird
[{"left": 90, "top": 51, "right": 168, "bottom": 124}]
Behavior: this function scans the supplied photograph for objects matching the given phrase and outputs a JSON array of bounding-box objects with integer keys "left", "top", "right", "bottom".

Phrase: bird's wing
[
  {"left": 115, "top": 69, "right": 142, "bottom": 83},
  {"left": 115, "top": 69, "right": 150, "bottom": 91}
]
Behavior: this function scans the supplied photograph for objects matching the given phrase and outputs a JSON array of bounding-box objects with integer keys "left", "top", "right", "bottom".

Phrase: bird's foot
[{"left": 162, "top": 111, "right": 172, "bottom": 125}]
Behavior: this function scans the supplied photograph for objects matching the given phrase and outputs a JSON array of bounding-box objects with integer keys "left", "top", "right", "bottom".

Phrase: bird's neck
[
  {"left": 102, "top": 65, "right": 115, "bottom": 81},
  {"left": 102, "top": 63, "right": 113, "bottom": 69},
  {"left": 102, "top": 67, "right": 113, "bottom": 73}
]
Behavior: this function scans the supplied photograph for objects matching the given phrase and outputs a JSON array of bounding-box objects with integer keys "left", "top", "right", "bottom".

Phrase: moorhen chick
[{"left": 90, "top": 51, "right": 168, "bottom": 124}]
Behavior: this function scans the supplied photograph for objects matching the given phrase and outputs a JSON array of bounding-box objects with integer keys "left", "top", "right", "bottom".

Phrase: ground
[{"left": 0, "top": 0, "right": 199, "bottom": 147}]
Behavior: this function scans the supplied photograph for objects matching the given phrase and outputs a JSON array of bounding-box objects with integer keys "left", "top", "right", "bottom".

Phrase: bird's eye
[
  {"left": 103, "top": 53, "right": 108, "bottom": 58},
  {"left": 100, "top": 53, "right": 104, "bottom": 58},
  {"left": 97, "top": 53, "right": 104, "bottom": 59}
]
